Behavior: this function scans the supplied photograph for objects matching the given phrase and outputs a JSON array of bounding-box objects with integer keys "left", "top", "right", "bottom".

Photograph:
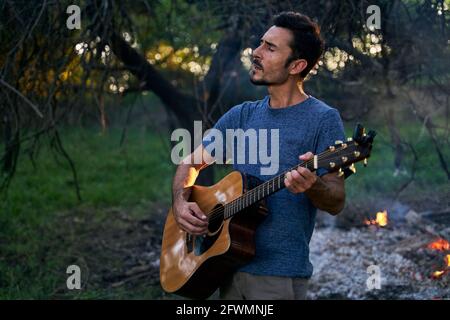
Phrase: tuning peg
[
  {"left": 328, "top": 146, "right": 335, "bottom": 151},
  {"left": 349, "top": 163, "right": 356, "bottom": 173},
  {"left": 363, "top": 158, "right": 368, "bottom": 167},
  {"left": 337, "top": 168, "right": 344, "bottom": 177},
  {"left": 353, "top": 123, "right": 365, "bottom": 142},
  {"left": 366, "top": 130, "right": 377, "bottom": 143},
  {"left": 335, "top": 140, "right": 343, "bottom": 144},
  {"left": 342, "top": 156, "right": 348, "bottom": 163},
  {"left": 354, "top": 151, "right": 360, "bottom": 157},
  {"left": 329, "top": 162, "right": 336, "bottom": 168}
]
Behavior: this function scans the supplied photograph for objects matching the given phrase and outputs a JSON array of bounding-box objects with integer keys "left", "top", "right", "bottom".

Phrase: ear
[{"left": 289, "top": 59, "right": 308, "bottom": 76}]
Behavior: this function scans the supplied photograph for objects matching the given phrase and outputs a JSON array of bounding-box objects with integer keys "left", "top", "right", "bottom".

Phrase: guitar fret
[{"left": 228, "top": 157, "right": 321, "bottom": 219}]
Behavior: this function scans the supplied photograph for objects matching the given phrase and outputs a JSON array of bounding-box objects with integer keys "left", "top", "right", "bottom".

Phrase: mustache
[{"left": 252, "top": 59, "right": 263, "bottom": 70}]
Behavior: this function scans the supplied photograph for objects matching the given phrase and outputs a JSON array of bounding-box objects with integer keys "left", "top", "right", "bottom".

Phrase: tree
[{"left": 1, "top": 0, "right": 448, "bottom": 197}]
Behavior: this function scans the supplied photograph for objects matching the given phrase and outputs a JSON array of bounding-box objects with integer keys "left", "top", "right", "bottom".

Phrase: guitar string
[
  {"left": 205, "top": 155, "right": 321, "bottom": 224},
  {"left": 206, "top": 152, "right": 350, "bottom": 226},
  {"left": 208, "top": 142, "right": 363, "bottom": 224},
  {"left": 205, "top": 144, "right": 356, "bottom": 224},
  {"left": 207, "top": 145, "right": 350, "bottom": 223}
]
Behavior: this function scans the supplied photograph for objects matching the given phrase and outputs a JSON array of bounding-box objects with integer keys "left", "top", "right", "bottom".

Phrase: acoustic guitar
[{"left": 160, "top": 124, "right": 376, "bottom": 299}]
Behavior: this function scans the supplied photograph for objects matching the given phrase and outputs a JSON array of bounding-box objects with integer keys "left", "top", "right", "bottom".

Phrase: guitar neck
[{"left": 223, "top": 157, "right": 319, "bottom": 220}]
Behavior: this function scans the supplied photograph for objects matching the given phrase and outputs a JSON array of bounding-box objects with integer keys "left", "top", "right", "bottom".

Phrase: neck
[{"left": 268, "top": 78, "right": 308, "bottom": 108}]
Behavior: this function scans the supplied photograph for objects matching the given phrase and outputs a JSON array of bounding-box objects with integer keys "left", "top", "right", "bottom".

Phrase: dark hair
[{"left": 273, "top": 11, "right": 324, "bottom": 78}]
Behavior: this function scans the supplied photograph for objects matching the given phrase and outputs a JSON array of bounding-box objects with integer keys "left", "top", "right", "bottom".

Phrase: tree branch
[
  {"left": 0, "top": 79, "right": 43, "bottom": 118},
  {"left": 109, "top": 32, "right": 194, "bottom": 120}
]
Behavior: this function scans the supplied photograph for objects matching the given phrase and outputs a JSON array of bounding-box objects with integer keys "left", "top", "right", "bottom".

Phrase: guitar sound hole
[
  {"left": 192, "top": 204, "right": 224, "bottom": 256},
  {"left": 207, "top": 204, "right": 224, "bottom": 234},
  {"left": 193, "top": 229, "right": 222, "bottom": 256}
]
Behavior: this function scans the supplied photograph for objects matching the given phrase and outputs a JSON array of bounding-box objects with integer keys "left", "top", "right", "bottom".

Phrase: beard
[
  {"left": 250, "top": 56, "right": 295, "bottom": 86},
  {"left": 249, "top": 68, "right": 289, "bottom": 86},
  {"left": 249, "top": 75, "right": 272, "bottom": 86}
]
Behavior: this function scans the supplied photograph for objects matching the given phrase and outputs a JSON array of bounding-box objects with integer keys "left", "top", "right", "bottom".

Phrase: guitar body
[{"left": 160, "top": 171, "right": 268, "bottom": 299}]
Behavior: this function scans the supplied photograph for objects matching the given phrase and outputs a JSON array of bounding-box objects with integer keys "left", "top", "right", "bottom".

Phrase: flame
[
  {"left": 432, "top": 255, "right": 450, "bottom": 279},
  {"left": 427, "top": 238, "right": 450, "bottom": 251},
  {"left": 376, "top": 210, "right": 388, "bottom": 227},
  {"left": 429, "top": 249, "right": 450, "bottom": 280},
  {"left": 432, "top": 270, "right": 445, "bottom": 279},
  {"left": 364, "top": 210, "right": 388, "bottom": 227}
]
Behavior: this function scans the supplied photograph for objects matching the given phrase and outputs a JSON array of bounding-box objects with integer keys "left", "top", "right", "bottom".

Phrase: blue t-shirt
[{"left": 202, "top": 95, "right": 345, "bottom": 278}]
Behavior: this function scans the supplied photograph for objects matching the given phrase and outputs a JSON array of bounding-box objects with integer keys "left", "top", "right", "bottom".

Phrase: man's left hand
[{"left": 284, "top": 152, "right": 318, "bottom": 194}]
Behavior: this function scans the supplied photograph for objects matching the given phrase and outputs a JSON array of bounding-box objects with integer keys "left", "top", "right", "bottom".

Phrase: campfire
[
  {"left": 364, "top": 210, "right": 388, "bottom": 227},
  {"left": 309, "top": 198, "right": 449, "bottom": 299},
  {"left": 427, "top": 238, "right": 450, "bottom": 279}
]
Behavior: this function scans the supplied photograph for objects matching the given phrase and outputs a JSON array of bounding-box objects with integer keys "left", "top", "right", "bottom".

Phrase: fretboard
[{"left": 223, "top": 160, "right": 317, "bottom": 219}]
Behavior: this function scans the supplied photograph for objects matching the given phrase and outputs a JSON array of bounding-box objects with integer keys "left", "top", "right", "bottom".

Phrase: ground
[{"left": 44, "top": 191, "right": 449, "bottom": 300}]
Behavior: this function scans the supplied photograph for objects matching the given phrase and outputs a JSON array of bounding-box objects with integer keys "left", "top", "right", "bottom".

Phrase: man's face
[{"left": 249, "top": 26, "right": 295, "bottom": 85}]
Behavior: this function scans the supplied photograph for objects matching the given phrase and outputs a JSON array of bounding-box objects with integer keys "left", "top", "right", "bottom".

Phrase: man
[{"left": 171, "top": 12, "right": 346, "bottom": 299}]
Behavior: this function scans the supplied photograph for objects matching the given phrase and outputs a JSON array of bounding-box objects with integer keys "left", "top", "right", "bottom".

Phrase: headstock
[{"left": 317, "top": 124, "right": 377, "bottom": 178}]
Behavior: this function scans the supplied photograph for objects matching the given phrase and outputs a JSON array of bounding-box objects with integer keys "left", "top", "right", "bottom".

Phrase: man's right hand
[{"left": 172, "top": 200, "right": 208, "bottom": 235}]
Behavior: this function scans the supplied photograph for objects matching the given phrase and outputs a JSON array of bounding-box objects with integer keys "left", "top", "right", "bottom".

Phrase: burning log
[
  {"left": 427, "top": 238, "right": 450, "bottom": 251},
  {"left": 432, "top": 270, "right": 446, "bottom": 279},
  {"left": 427, "top": 239, "right": 450, "bottom": 280}
]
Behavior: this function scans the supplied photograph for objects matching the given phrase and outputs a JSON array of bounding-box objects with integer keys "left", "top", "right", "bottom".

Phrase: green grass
[
  {"left": 343, "top": 124, "right": 449, "bottom": 200},
  {"left": 0, "top": 122, "right": 448, "bottom": 299},
  {"left": 0, "top": 126, "right": 174, "bottom": 299},
  {"left": 2, "top": 127, "right": 173, "bottom": 212}
]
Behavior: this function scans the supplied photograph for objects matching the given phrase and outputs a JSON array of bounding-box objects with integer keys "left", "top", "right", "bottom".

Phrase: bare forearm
[
  {"left": 305, "top": 176, "right": 345, "bottom": 215},
  {"left": 171, "top": 163, "right": 209, "bottom": 235},
  {"left": 172, "top": 164, "right": 200, "bottom": 205},
  {"left": 170, "top": 145, "right": 212, "bottom": 235}
]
